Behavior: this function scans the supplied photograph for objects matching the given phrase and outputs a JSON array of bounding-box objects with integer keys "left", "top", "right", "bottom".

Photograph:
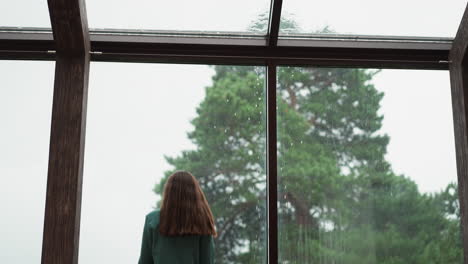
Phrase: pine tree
[{"left": 154, "top": 17, "right": 462, "bottom": 263}]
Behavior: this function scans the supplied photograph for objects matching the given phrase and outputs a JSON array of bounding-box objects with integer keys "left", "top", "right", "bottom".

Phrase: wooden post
[
  {"left": 42, "top": 0, "right": 90, "bottom": 263},
  {"left": 449, "top": 3, "right": 468, "bottom": 263}
]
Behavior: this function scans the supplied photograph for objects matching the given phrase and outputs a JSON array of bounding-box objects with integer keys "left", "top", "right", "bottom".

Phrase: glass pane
[
  {"left": 80, "top": 63, "right": 267, "bottom": 263},
  {"left": 0, "top": 61, "right": 55, "bottom": 262},
  {"left": 86, "top": 0, "right": 270, "bottom": 33},
  {"left": 0, "top": 1, "right": 51, "bottom": 28},
  {"left": 280, "top": 0, "right": 467, "bottom": 37},
  {"left": 277, "top": 67, "right": 462, "bottom": 263}
]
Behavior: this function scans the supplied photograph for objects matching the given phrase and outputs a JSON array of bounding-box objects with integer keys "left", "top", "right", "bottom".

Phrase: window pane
[
  {"left": 277, "top": 67, "right": 461, "bottom": 263},
  {"left": 280, "top": 0, "right": 467, "bottom": 37},
  {"left": 0, "top": 61, "right": 55, "bottom": 263},
  {"left": 80, "top": 63, "right": 266, "bottom": 263},
  {"left": 86, "top": 0, "right": 270, "bottom": 33},
  {"left": 1, "top": 1, "right": 51, "bottom": 28}
]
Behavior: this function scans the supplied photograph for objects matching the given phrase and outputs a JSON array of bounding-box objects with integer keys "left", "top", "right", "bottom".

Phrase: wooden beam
[
  {"left": 0, "top": 29, "right": 451, "bottom": 69},
  {"left": 449, "top": 60, "right": 468, "bottom": 264},
  {"left": 89, "top": 33, "right": 449, "bottom": 69},
  {"left": 47, "top": 0, "right": 90, "bottom": 55},
  {"left": 42, "top": 55, "right": 90, "bottom": 264},
  {"left": 451, "top": 3, "right": 468, "bottom": 62},
  {"left": 267, "top": 0, "right": 283, "bottom": 46},
  {"left": 449, "top": 3, "right": 468, "bottom": 264},
  {"left": 42, "top": 1, "right": 90, "bottom": 264}
]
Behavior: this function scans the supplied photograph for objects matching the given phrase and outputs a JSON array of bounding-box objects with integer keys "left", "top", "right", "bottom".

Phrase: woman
[{"left": 138, "top": 171, "right": 217, "bottom": 264}]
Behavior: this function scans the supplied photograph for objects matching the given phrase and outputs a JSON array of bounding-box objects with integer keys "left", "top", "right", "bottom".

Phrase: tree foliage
[{"left": 154, "top": 17, "right": 463, "bottom": 264}]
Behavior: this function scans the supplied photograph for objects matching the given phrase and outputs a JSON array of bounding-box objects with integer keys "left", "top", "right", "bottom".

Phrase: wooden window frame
[{"left": 0, "top": 0, "right": 467, "bottom": 263}]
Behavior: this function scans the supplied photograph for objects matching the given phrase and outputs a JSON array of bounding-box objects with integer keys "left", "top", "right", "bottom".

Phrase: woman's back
[
  {"left": 138, "top": 171, "right": 216, "bottom": 264},
  {"left": 138, "top": 210, "right": 215, "bottom": 264}
]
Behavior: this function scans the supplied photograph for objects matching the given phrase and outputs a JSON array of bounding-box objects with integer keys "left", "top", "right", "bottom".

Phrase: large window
[
  {"left": 80, "top": 63, "right": 267, "bottom": 264},
  {"left": 3, "top": 0, "right": 468, "bottom": 263},
  {"left": 1, "top": 1, "right": 51, "bottom": 28},
  {"left": 277, "top": 67, "right": 460, "bottom": 263},
  {"left": 86, "top": 0, "right": 270, "bottom": 32},
  {"left": 279, "top": 0, "right": 467, "bottom": 37},
  {"left": 0, "top": 60, "right": 55, "bottom": 263}
]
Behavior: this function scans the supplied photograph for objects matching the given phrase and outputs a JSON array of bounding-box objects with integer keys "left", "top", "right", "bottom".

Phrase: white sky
[
  {"left": 281, "top": 0, "right": 468, "bottom": 37},
  {"left": 0, "top": 0, "right": 464, "bottom": 263},
  {"left": 1, "top": 0, "right": 467, "bottom": 37}
]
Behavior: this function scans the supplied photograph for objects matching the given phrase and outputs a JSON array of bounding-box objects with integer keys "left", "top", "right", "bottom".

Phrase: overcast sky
[
  {"left": 1, "top": 0, "right": 467, "bottom": 37},
  {"left": 0, "top": 0, "right": 466, "bottom": 263}
]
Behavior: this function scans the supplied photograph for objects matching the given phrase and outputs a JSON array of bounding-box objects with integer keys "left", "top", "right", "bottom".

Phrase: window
[
  {"left": 277, "top": 67, "right": 461, "bottom": 263},
  {"left": 0, "top": 60, "right": 55, "bottom": 263},
  {"left": 1, "top": 1, "right": 51, "bottom": 28},
  {"left": 80, "top": 63, "right": 266, "bottom": 263},
  {"left": 86, "top": 0, "right": 270, "bottom": 33},
  {"left": 280, "top": 0, "right": 468, "bottom": 37},
  {"left": 2, "top": 1, "right": 468, "bottom": 263}
]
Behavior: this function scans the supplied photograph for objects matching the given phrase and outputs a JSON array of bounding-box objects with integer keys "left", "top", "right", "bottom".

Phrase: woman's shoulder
[{"left": 145, "top": 209, "right": 161, "bottom": 228}]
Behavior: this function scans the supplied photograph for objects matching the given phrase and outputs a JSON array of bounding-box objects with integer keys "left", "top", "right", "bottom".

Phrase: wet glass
[
  {"left": 86, "top": 0, "right": 270, "bottom": 33},
  {"left": 280, "top": 0, "right": 467, "bottom": 37},
  {"left": 80, "top": 63, "right": 267, "bottom": 263},
  {"left": 1, "top": 0, "right": 51, "bottom": 28},
  {"left": 277, "top": 67, "right": 461, "bottom": 263}
]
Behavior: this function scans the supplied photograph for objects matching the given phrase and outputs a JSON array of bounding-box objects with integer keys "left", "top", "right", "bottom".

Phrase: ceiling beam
[
  {"left": 267, "top": 0, "right": 283, "bottom": 46},
  {"left": 89, "top": 33, "right": 450, "bottom": 69},
  {"left": 451, "top": 3, "right": 468, "bottom": 63},
  {"left": 0, "top": 29, "right": 451, "bottom": 69}
]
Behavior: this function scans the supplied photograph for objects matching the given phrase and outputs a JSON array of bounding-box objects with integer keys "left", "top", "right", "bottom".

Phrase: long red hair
[{"left": 159, "top": 171, "right": 217, "bottom": 237}]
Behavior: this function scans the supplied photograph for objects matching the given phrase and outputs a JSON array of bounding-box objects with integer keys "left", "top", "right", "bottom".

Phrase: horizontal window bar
[{"left": 0, "top": 28, "right": 451, "bottom": 69}]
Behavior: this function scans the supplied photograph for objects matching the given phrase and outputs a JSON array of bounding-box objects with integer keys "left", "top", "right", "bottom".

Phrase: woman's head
[{"left": 159, "top": 171, "right": 217, "bottom": 237}]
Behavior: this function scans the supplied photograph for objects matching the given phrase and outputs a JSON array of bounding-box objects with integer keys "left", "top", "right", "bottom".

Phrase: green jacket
[{"left": 138, "top": 210, "right": 215, "bottom": 264}]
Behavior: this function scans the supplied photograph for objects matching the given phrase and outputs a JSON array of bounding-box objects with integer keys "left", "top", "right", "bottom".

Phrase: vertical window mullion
[{"left": 267, "top": 62, "right": 278, "bottom": 264}]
